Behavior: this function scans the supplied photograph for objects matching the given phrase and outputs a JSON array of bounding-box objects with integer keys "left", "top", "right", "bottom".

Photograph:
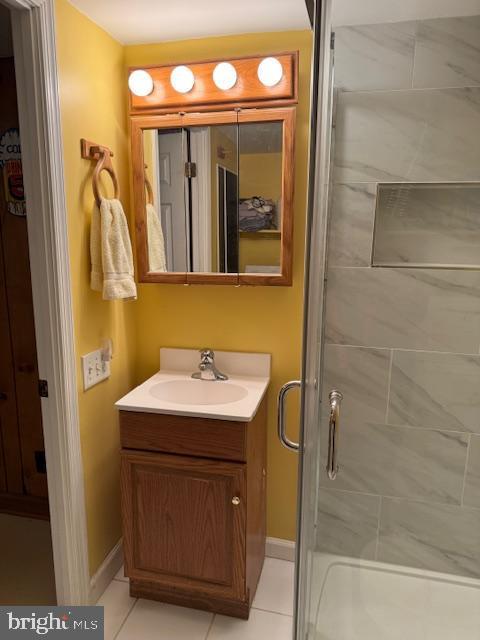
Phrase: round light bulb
[
  {"left": 212, "top": 62, "right": 237, "bottom": 90},
  {"left": 170, "top": 65, "right": 195, "bottom": 94},
  {"left": 128, "top": 69, "right": 154, "bottom": 97},
  {"left": 257, "top": 57, "right": 283, "bottom": 87}
]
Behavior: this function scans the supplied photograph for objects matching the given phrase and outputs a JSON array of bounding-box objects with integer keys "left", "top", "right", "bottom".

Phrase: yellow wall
[
  {"left": 125, "top": 30, "right": 312, "bottom": 542},
  {"left": 55, "top": 2, "right": 311, "bottom": 574},
  {"left": 239, "top": 233, "right": 281, "bottom": 271},
  {"left": 239, "top": 152, "right": 282, "bottom": 202},
  {"left": 55, "top": 0, "right": 137, "bottom": 575}
]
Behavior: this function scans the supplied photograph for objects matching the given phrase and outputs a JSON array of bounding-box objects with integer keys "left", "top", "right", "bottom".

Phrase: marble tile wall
[
  {"left": 414, "top": 16, "right": 480, "bottom": 89},
  {"left": 317, "top": 15, "right": 480, "bottom": 579},
  {"left": 334, "top": 88, "right": 480, "bottom": 183},
  {"left": 334, "top": 15, "right": 480, "bottom": 92},
  {"left": 334, "top": 22, "right": 416, "bottom": 91},
  {"left": 325, "top": 268, "right": 480, "bottom": 353}
]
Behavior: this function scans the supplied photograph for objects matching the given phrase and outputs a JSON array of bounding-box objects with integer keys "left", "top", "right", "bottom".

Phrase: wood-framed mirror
[
  {"left": 131, "top": 107, "right": 295, "bottom": 286},
  {"left": 131, "top": 107, "right": 295, "bottom": 285}
]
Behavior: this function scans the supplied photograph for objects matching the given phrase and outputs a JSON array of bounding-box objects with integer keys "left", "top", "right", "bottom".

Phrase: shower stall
[{"left": 293, "top": 1, "right": 480, "bottom": 638}]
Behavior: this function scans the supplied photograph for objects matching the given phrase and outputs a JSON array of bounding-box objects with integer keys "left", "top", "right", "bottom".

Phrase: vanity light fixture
[
  {"left": 170, "top": 65, "right": 195, "bottom": 94},
  {"left": 257, "top": 57, "right": 283, "bottom": 87},
  {"left": 128, "top": 69, "right": 154, "bottom": 97},
  {"left": 212, "top": 62, "right": 237, "bottom": 90}
]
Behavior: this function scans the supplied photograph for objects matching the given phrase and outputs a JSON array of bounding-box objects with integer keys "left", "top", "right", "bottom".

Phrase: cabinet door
[{"left": 121, "top": 450, "right": 246, "bottom": 601}]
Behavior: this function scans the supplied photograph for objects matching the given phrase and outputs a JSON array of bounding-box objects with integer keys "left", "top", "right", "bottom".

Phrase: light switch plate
[{"left": 81, "top": 349, "right": 110, "bottom": 390}]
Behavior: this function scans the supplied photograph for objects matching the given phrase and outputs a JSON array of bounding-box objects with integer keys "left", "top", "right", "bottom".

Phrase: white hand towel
[
  {"left": 146, "top": 202, "right": 167, "bottom": 272},
  {"left": 90, "top": 198, "right": 137, "bottom": 300}
]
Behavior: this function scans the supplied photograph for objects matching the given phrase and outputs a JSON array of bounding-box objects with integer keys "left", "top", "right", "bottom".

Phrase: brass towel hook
[{"left": 80, "top": 138, "right": 119, "bottom": 207}]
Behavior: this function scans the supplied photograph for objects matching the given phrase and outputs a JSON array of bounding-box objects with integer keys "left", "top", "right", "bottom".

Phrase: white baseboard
[
  {"left": 266, "top": 537, "right": 296, "bottom": 562},
  {"left": 89, "top": 539, "right": 123, "bottom": 604},
  {"left": 88, "top": 535, "right": 294, "bottom": 602}
]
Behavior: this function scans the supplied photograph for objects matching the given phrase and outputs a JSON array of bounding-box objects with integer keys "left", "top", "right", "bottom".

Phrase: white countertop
[{"left": 115, "top": 348, "right": 271, "bottom": 422}]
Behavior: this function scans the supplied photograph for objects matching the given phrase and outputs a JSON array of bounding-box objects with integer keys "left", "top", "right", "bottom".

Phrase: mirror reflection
[
  {"left": 143, "top": 128, "right": 186, "bottom": 273},
  {"left": 142, "top": 121, "right": 283, "bottom": 275},
  {"left": 239, "top": 122, "right": 282, "bottom": 274}
]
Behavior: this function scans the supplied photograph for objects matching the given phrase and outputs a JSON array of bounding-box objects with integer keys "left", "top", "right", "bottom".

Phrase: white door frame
[
  {"left": 189, "top": 127, "right": 212, "bottom": 272},
  {"left": 5, "top": 0, "right": 90, "bottom": 605}
]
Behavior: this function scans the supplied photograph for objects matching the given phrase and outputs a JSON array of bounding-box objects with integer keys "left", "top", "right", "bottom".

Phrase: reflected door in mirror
[
  {"left": 217, "top": 166, "right": 238, "bottom": 273},
  {"left": 144, "top": 128, "right": 187, "bottom": 273}
]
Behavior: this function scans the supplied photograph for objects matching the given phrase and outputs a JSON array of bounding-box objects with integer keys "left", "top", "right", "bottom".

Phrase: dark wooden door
[
  {"left": 0, "top": 236, "right": 24, "bottom": 495},
  {"left": 217, "top": 166, "right": 239, "bottom": 274},
  {"left": 0, "top": 57, "right": 47, "bottom": 504},
  {"left": 121, "top": 450, "right": 246, "bottom": 601}
]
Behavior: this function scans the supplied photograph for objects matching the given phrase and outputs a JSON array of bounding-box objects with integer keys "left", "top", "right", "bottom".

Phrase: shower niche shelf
[{"left": 372, "top": 182, "right": 480, "bottom": 269}]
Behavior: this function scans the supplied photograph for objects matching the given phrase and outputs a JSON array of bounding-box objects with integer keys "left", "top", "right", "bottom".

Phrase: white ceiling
[
  {"left": 332, "top": 0, "right": 480, "bottom": 26},
  {"left": 68, "top": 0, "right": 311, "bottom": 45},
  {"left": 67, "top": 0, "right": 480, "bottom": 44}
]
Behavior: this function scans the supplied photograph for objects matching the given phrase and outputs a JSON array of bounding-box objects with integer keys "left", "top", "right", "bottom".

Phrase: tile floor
[{"left": 97, "top": 558, "right": 294, "bottom": 640}]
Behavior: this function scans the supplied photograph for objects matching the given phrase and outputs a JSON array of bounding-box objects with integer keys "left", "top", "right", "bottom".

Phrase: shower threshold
[{"left": 314, "top": 554, "right": 480, "bottom": 640}]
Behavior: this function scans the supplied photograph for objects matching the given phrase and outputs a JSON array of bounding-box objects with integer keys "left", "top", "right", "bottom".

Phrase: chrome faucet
[{"left": 192, "top": 349, "right": 228, "bottom": 381}]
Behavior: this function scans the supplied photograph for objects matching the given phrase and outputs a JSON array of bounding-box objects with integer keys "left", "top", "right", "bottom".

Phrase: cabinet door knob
[{"left": 232, "top": 496, "right": 240, "bottom": 506}]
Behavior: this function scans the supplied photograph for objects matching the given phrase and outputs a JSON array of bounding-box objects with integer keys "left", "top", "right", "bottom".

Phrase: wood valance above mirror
[
  {"left": 129, "top": 53, "right": 298, "bottom": 286},
  {"left": 128, "top": 52, "right": 298, "bottom": 114}
]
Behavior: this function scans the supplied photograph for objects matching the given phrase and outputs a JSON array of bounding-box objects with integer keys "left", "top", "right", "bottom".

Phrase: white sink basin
[
  {"left": 149, "top": 379, "right": 248, "bottom": 406},
  {"left": 115, "top": 348, "right": 271, "bottom": 422}
]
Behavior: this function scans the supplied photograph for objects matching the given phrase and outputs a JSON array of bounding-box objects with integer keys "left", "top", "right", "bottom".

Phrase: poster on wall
[{"left": 0, "top": 128, "right": 26, "bottom": 217}]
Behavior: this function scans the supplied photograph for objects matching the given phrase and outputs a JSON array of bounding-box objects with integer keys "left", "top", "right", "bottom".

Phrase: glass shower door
[{"left": 296, "top": 1, "right": 480, "bottom": 639}]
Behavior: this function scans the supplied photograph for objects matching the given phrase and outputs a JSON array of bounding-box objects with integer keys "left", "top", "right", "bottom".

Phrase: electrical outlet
[{"left": 81, "top": 348, "right": 110, "bottom": 390}]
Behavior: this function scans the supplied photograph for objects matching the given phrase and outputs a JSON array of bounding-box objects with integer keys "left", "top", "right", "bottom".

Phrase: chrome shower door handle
[
  {"left": 327, "top": 390, "right": 343, "bottom": 480},
  {"left": 277, "top": 380, "right": 301, "bottom": 451}
]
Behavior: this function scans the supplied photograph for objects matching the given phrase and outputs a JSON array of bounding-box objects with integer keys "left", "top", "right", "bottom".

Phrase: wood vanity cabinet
[{"left": 119, "top": 397, "right": 267, "bottom": 619}]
